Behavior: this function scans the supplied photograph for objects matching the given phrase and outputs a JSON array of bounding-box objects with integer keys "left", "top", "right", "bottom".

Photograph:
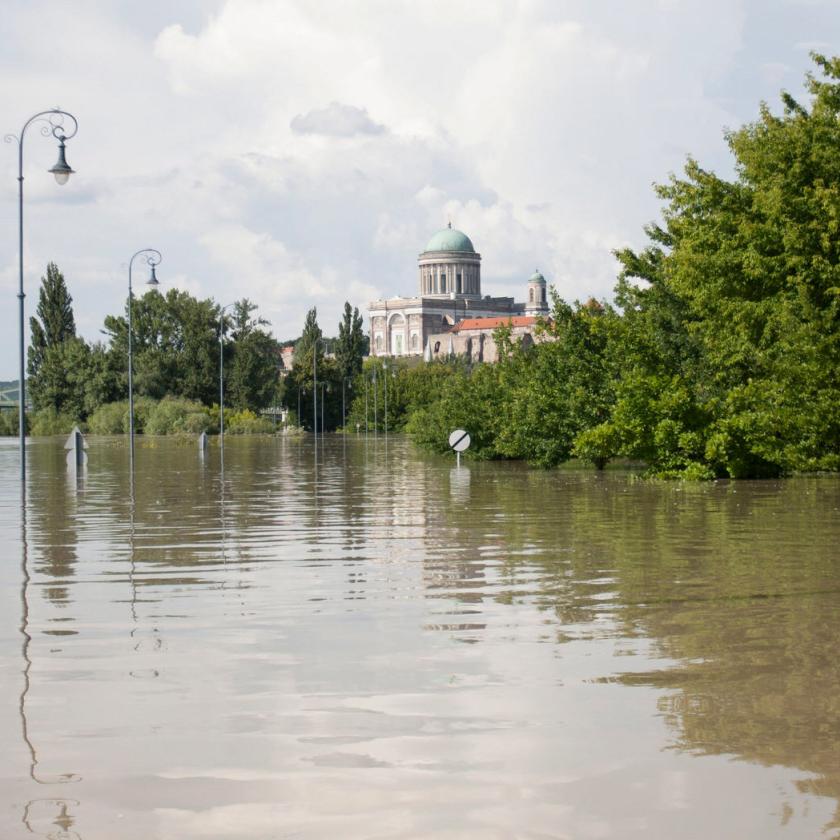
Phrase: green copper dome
[
  {"left": 424, "top": 225, "right": 475, "bottom": 253},
  {"left": 529, "top": 269, "right": 546, "bottom": 284}
]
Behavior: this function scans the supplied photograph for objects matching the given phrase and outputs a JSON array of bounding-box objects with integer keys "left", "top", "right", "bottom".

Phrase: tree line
[
  {"left": 6, "top": 55, "right": 840, "bottom": 478},
  {"left": 3, "top": 260, "right": 368, "bottom": 437},
  {"left": 344, "top": 55, "right": 840, "bottom": 479}
]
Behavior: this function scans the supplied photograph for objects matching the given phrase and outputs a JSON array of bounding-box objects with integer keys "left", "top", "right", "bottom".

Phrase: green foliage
[
  {"left": 405, "top": 361, "right": 506, "bottom": 459},
  {"left": 28, "top": 337, "right": 120, "bottom": 421},
  {"left": 145, "top": 397, "right": 214, "bottom": 435},
  {"left": 104, "top": 288, "right": 221, "bottom": 404},
  {"left": 29, "top": 407, "right": 78, "bottom": 436},
  {"left": 87, "top": 397, "right": 156, "bottom": 435},
  {"left": 227, "top": 329, "right": 280, "bottom": 411},
  {"left": 572, "top": 54, "right": 840, "bottom": 478},
  {"left": 0, "top": 411, "right": 18, "bottom": 436},
  {"left": 27, "top": 262, "right": 76, "bottom": 383},
  {"left": 495, "top": 300, "right": 616, "bottom": 468},
  {"left": 283, "top": 308, "right": 344, "bottom": 431},
  {"left": 25, "top": 264, "right": 114, "bottom": 420},
  {"left": 224, "top": 408, "right": 274, "bottom": 434},
  {"left": 335, "top": 302, "right": 366, "bottom": 381}
]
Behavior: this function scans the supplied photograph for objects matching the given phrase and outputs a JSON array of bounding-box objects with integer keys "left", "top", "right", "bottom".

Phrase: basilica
[{"left": 368, "top": 224, "right": 550, "bottom": 361}]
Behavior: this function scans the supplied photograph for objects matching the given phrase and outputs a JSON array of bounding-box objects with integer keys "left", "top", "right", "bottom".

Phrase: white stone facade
[{"left": 369, "top": 225, "right": 548, "bottom": 358}]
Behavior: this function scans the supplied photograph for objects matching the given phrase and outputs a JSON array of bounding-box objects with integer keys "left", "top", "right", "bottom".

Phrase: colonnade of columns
[{"left": 419, "top": 260, "right": 480, "bottom": 296}]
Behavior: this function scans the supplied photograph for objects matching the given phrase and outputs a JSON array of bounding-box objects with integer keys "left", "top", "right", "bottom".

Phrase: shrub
[
  {"left": 87, "top": 401, "right": 129, "bottom": 435},
  {"left": 225, "top": 408, "right": 274, "bottom": 434},
  {"left": 29, "top": 407, "right": 79, "bottom": 436},
  {"left": 145, "top": 397, "right": 212, "bottom": 435},
  {"left": 87, "top": 397, "right": 158, "bottom": 435},
  {"left": 0, "top": 411, "right": 16, "bottom": 436}
]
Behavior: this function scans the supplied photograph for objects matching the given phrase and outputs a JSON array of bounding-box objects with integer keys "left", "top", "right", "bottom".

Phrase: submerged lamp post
[
  {"left": 382, "top": 360, "right": 389, "bottom": 439},
  {"left": 218, "top": 303, "right": 235, "bottom": 458},
  {"left": 5, "top": 108, "right": 78, "bottom": 482},
  {"left": 342, "top": 376, "right": 353, "bottom": 429},
  {"left": 127, "top": 249, "right": 162, "bottom": 473},
  {"left": 312, "top": 337, "right": 328, "bottom": 443}
]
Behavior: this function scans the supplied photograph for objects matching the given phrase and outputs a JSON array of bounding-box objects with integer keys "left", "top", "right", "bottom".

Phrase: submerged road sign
[
  {"left": 449, "top": 429, "right": 471, "bottom": 452},
  {"left": 449, "top": 428, "right": 470, "bottom": 467}
]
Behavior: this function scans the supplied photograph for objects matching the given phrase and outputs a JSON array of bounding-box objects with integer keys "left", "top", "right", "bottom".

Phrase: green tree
[
  {"left": 284, "top": 308, "right": 328, "bottom": 431},
  {"left": 578, "top": 53, "right": 840, "bottom": 477},
  {"left": 495, "top": 298, "right": 616, "bottom": 468},
  {"left": 228, "top": 331, "right": 280, "bottom": 412},
  {"left": 335, "top": 302, "right": 367, "bottom": 381},
  {"left": 27, "top": 263, "right": 80, "bottom": 412},
  {"left": 104, "top": 288, "right": 220, "bottom": 405}
]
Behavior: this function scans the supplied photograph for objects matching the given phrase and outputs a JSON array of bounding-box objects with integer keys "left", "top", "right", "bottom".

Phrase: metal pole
[
  {"left": 383, "top": 363, "right": 388, "bottom": 440},
  {"left": 218, "top": 303, "right": 234, "bottom": 458},
  {"left": 373, "top": 371, "right": 377, "bottom": 435},
  {"left": 313, "top": 342, "right": 318, "bottom": 443},
  {"left": 365, "top": 379, "right": 368, "bottom": 436},
  {"left": 7, "top": 108, "right": 79, "bottom": 483},
  {"left": 321, "top": 383, "right": 325, "bottom": 435},
  {"left": 128, "top": 264, "right": 135, "bottom": 475},
  {"left": 342, "top": 378, "right": 346, "bottom": 429},
  {"left": 126, "top": 249, "right": 161, "bottom": 474},
  {"left": 17, "top": 141, "right": 24, "bottom": 481},
  {"left": 219, "top": 326, "right": 224, "bottom": 459}
]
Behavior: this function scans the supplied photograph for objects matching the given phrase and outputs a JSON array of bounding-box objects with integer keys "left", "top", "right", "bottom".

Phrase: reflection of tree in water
[
  {"left": 434, "top": 465, "right": 840, "bottom": 832},
  {"left": 22, "top": 798, "right": 81, "bottom": 839},
  {"left": 27, "top": 443, "right": 79, "bottom": 608},
  {"left": 587, "top": 479, "right": 840, "bottom": 837}
]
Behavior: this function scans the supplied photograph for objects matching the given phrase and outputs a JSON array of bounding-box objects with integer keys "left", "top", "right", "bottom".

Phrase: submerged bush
[
  {"left": 0, "top": 411, "right": 18, "bottom": 436},
  {"left": 29, "top": 407, "right": 78, "bottom": 436},
  {"left": 87, "top": 397, "right": 157, "bottom": 435},
  {"left": 145, "top": 397, "right": 213, "bottom": 435},
  {"left": 225, "top": 408, "right": 274, "bottom": 435}
]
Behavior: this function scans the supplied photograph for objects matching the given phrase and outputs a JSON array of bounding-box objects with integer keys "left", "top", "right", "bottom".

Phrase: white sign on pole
[
  {"left": 449, "top": 428, "right": 470, "bottom": 467},
  {"left": 449, "top": 429, "right": 471, "bottom": 452}
]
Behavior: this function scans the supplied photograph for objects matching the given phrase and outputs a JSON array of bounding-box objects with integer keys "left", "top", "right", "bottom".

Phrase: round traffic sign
[{"left": 449, "top": 429, "right": 471, "bottom": 452}]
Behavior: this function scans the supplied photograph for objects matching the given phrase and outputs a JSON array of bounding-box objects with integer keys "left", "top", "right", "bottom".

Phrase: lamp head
[
  {"left": 147, "top": 263, "right": 160, "bottom": 286},
  {"left": 48, "top": 139, "right": 74, "bottom": 185}
]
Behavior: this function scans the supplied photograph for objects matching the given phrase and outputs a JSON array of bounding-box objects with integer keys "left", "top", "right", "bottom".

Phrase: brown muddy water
[{"left": 1, "top": 434, "right": 839, "bottom": 839}]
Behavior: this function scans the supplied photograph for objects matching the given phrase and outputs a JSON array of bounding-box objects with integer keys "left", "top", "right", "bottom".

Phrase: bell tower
[{"left": 525, "top": 270, "right": 549, "bottom": 313}]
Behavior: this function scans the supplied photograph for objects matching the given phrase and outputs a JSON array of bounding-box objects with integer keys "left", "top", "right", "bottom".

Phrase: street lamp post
[
  {"left": 218, "top": 302, "right": 235, "bottom": 459},
  {"left": 127, "top": 250, "right": 161, "bottom": 473},
  {"left": 364, "top": 377, "right": 369, "bottom": 436},
  {"left": 372, "top": 367, "right": 378, "bottom": 435},
  {"left": 312, "top": 337, "right": 328, "bottom": 443},
  {"left": 5, "top": 108, "right": 78, "bottom": 482},
  {"left": 382, "top": 360, "right": 389, "bottom": 440},
  {"left": 342, "top": 376, "right": 353, "bottom": 429}
]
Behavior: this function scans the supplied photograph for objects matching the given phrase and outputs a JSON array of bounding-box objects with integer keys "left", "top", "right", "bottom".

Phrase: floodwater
[{"left": 1, "top": 436, "right": 840, "bottom": 840}]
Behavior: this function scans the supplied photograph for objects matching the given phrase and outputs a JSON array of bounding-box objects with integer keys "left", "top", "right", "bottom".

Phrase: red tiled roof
[{"left": 451, "top": 315, "right": 541, "bottom": 332}]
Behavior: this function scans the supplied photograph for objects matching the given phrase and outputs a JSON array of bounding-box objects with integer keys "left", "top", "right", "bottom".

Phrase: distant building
[
  {"left": 368, "top": 224, "right": 549, "bottom": 358},
  {"left": 279, "top": 345, "right": 296, "bottom": 374}
]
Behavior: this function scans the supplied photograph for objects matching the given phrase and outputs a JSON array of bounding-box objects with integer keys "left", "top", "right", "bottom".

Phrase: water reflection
[
  {"left": 1, "top": 436, "right": 839, "bottom": 838},
  {"left": 22, "top": 798, "right": 81, "bottom": 839}
]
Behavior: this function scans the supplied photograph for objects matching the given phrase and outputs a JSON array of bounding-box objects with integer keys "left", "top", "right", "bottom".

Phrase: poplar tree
[{"left": 28, "top": 262, "right": 76, "bottom": 381}]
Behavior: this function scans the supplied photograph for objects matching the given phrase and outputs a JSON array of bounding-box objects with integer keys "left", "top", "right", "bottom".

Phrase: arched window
[
  {"left": 529, "top": 288, "right": 534, "bottom": 303},
  {"left": 542, "top": 287, "right": 546, "bottom": 303}
]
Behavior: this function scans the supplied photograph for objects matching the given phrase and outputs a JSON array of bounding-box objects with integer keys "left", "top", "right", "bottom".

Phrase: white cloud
[
  {"left": 0, "top": 0, "right": 827, "bottom": 375},
  {"left": 291, "top": 102, "right": 385, "bottom": 137}
]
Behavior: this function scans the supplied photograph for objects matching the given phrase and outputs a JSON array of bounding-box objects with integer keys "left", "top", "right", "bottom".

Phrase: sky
[{"left": 1, "top": 0, "right": 838, "bottom": 379}]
